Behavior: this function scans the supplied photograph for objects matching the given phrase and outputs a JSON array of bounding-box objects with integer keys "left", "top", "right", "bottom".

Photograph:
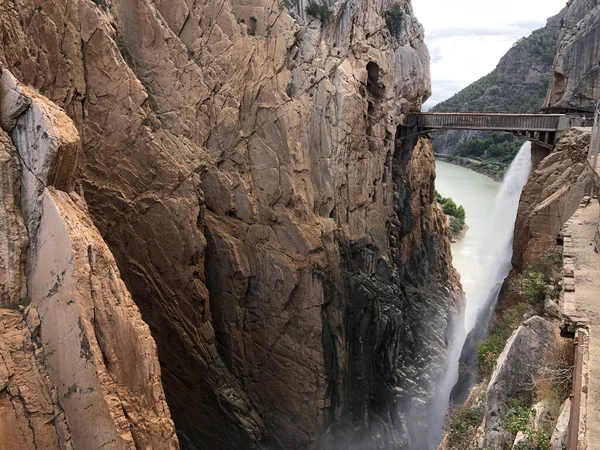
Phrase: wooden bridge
[{"left": 400, "top": 113, "right": 573, "bottom": 148}]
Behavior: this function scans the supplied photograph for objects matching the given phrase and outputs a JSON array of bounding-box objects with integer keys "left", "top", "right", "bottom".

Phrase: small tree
[
  {"left": 521, "top": 270, "right": 547, "bottom": 304},
  {"left": 286, "top": 81, "right": 296, "bottom": 98},
  {"left": 442, "top": 199, "right": 458, "bottom": 217},
  {"left": 306, "top": 1, "right": 333, "bottom": 23},
  {"left": 385, "top": 3, "right": 404, "bottom": 38}
]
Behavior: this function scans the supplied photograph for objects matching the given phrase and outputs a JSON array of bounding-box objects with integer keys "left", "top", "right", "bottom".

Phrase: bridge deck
[{"left": 411, "top": 113, "right": 564, "bottom": 132}]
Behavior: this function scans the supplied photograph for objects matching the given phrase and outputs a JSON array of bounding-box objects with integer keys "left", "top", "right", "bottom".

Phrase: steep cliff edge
[
  {"left": 1, "top": 0, "right": 461, "bottom": 448},
  {"left": 544, "top": 0, "right": 600, "bottom": 111},
  {"left": 512, "top": 129, "right": 594, "bottom": 271},
  {"left": 0, "top": 69, "right": 178, "bottom": 449}
]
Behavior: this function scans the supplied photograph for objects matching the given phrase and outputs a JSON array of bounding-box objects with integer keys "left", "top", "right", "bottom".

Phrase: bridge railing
[
  {"left": 588, "top": 102, "right": 600, "bottom": 170},
  {"left": 412, "top": 113, "right": 564, "bottom": 132}
]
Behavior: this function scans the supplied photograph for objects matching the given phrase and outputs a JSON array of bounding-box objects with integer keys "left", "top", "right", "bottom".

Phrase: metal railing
[
  {"left": 411, "top": 112, "right": 564, "bottom": 132},
  {"left": 567, "top": 329, "right": 585, "bottom": 450},
  {"left": 588, "top": 102, "right": 600, "bottom": 170}
]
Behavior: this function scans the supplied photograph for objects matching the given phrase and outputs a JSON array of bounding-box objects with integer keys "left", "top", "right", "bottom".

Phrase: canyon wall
[
  {"left": 0, "top": 70, "right": 178, "bottom": 448},
  {"left": 0, "top": 0, "right": 461, "bottom": 448},
  {"left": 512, "top": 129, "right": 594, "bottom": 271},
  {"left": 544, "top": 0, "right": 600, "bottom": 111},
  {"left": 443, "top": 129, "right": 592, "bottom": 450}
]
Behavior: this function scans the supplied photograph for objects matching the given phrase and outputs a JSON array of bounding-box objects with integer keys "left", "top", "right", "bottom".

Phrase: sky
[{"left": 412, "top": 0, "right": 569, "bottom": 110}]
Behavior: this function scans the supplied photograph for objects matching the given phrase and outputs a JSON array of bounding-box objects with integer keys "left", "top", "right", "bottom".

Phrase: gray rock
[
  {"left": 551, "top": 399, "right": 571, "bottom": 450},
  {"left": 544, "top": 295, "right": 562, "bottom": 319},
  {"left": 483, "top": 316, "right": 557, "bottom": 449},
  {"left": 544, "top": 1, "right": 600, "bottom": 111}
]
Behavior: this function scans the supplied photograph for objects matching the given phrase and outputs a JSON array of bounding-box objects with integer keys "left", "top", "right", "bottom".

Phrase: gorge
[{"left": 0, "top": 0, "right": 599, "bottom": 449}]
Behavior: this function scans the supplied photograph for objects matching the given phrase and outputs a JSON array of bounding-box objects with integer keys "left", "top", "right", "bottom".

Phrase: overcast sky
[{"left": 412, "top": 0, "right": 568, "bottom": 110}]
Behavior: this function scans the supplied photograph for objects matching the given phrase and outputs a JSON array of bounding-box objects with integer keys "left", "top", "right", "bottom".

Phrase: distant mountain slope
[{"left": 433, "top": 10, "right": 565, "bottom": 160}]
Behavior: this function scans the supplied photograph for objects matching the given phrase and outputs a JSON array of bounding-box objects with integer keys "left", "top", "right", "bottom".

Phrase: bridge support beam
[{"left": 531, "top": 142, "right": 552, "bottom": 169}]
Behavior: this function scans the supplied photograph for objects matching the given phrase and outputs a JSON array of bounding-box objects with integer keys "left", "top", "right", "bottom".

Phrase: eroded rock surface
[
  {"left": 0, "top": 130, "right": 28, "bottom": 305},
  {"left": 0, "top": 68, "right": 178, "bottom": 449},
  {"left": 545, "top": 0, "right": 600, "bottom": 111},
  {"left": 512, "top": 129, "right": 593, "bottom": 271},
  {"left": 29, "top": 188, "right": 178, "bottom": 450},
  {"left": 0, "top": 0, "right": 461, "bottom": 448},
  {"left": 0, "top": 308, "right": 72, "bottom": 450},
  {"left": 483, "top": 316, "right": 557, "bottom": 450}
]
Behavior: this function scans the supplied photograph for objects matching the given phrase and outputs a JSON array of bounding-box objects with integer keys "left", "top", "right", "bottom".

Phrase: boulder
[
  {"left": 551, "top": 399, "right": 571, "bottom": 450},
  {"left": 483, "top": 316, "right": 557, "bottom": 449}
]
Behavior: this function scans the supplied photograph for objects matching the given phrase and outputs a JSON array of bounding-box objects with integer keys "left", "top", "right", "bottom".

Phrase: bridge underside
[
  {"left": 399, "top": 113, "right": 568, "bottom": 149},
  {"left": 400, "top": 127, "right": 557, "bottom": 149}
]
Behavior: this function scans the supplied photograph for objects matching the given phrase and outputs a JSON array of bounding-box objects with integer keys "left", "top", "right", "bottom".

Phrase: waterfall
[
  {"left": 426, "top": 142, "right": 533, "bottom": 448},
  {"left": 464, "top": 141, "right": 533, "bottom": 332}
]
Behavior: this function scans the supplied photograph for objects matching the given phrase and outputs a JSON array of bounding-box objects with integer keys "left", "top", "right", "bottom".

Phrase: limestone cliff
[
  {"left": 512, "top": 129, "right": 594, "bottom": 271},
  {"left": 544, "top": 0, "right": 600, "bottom": 111},
  {"left": 0, "top": 0, "right": 461, "bottom": 448},
  {"left": 0, "top": 69, "right": 178, "bottom": 449}
]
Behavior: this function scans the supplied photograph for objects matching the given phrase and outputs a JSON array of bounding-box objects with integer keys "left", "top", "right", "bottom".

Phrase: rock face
[
  {"left": 512, "top": 128, "right": 593, "bottom": 271},
  {"left": 0, "top": 0, "right": 461, "bottom": 448},
  {"left": 0, "top": 308, "right": 72, "bottom": 450},
  {"left": 0, "top": 69, "right": 178, "bottom": 449},
  {"left": 544, "top": 0, "right": 600, "bottom": 111},
  {"left": 483, "top": 316, "right": 557, "bottom": 449},
  {"left": 550, "top": 399, "right": 571, "bottom": 450},
  {"left": 30, "top": 188, "right": 178, "bottom": 449},
  {"left": 0, "top": 130, "right": 28, "bottom": 305}
]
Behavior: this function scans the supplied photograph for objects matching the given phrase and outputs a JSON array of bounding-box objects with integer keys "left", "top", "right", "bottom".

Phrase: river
[
  {"left": 428, "top": 145, "right": 532, "bottom": 448},
  {"left": 435, "top": 161, "right": 500, "bottom": 306},
  {"left": 423, "top": 161, "right": 501, "bottom": 445}
]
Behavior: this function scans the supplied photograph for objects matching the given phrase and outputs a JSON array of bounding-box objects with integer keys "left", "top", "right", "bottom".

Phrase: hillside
[{"left": 432, "top": 9, "right": 565, "bottom": 172}]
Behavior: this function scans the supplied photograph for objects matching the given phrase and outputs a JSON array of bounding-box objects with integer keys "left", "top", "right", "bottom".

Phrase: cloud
[
  {"left": 412, "top": 0, "right": 566, "bottom": 109},
  {"left": 422, "top": 80, "right": 468, "bottom": 110},
  {"left": 429, "top": 47, "right": 443, "bottom": 64},
  {"left": 427, "top": 21, "right": 546, "bottom": 40}
]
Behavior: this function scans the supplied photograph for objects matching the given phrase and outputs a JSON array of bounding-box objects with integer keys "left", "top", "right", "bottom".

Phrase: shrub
[
  {"left": 286, "top": 81, "right": 296, "bottom": 98},
  {"left": 442, "top": 198, "right": 458, "bottom": 216},
  {"left": 521, "top": 270, "right": 547, "bottom": 304},
  {"left": 449, "top": 216, "right": 463, "bottom": 235},
  {"left": 248, "top": 16, "right": 257, "bottom": 35},
  {"left": 92, "top": 0, "right": 106, "bottom": 7},
  {"left": 115, "top": 34, "right": 134, "bottom": 67},
  {"left": 501, "top": 404, "right": 552, "bottom": 450},
  {"left": 306, "top": 1, "right": 333, "bottom": 23},
  {"left": 385, "top": 3, "right": 404, "bottom": 38},
  {"left": 477, "top": 330, "right": 509, "bottom": 379},
  {"left": 501, "top": 404, "right": 534, "bottom": 434},
  {"left": 446, "top": 401, "right": 484, "bottom": 449}
]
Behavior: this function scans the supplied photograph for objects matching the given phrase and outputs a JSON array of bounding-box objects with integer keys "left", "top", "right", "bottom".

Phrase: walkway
[
  {"left": 400, "top": 112, "right": 571, "bottom": 148},
  {"left": 563, "top": 198, "right": 600, "bottom": 449}
]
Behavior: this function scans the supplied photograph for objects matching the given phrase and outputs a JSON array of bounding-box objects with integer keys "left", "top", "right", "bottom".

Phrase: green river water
[{"left": 434, "top": 161, "right": 501, "bottom": 302}]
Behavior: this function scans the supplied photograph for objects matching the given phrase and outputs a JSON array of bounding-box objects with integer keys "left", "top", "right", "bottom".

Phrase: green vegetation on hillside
[
  {"left": 513, "top": 26, "right": 559, "bottom": 65},
  {"left": 453, "top": 133, "right": 524, "bottom": 178},
  {"left": 433, "top": 27, "right": 559, "bottom": 114},
  {"left": 435, "top": 191, "right": 466, "bottom": 238},
  {"left": 433, "top": 71, "right": 549, "bottom": 114}
]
